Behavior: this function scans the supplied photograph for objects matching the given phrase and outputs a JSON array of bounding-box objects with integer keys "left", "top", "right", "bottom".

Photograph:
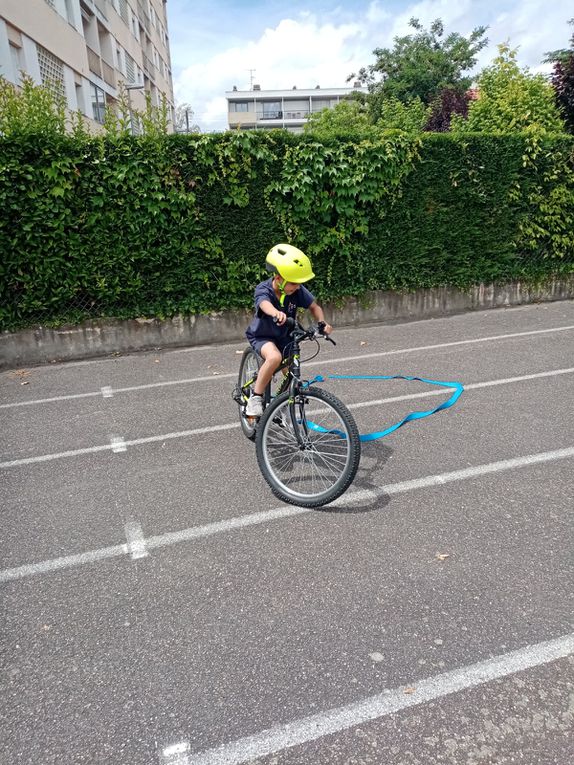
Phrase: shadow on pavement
[{"left": 317, "top": 441, "right": 393, "bottom": 514}]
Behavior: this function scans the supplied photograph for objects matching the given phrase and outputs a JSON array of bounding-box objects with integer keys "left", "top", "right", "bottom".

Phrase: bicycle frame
[{"left": 237, "top": 320, "right": 327, "bottom": 445}]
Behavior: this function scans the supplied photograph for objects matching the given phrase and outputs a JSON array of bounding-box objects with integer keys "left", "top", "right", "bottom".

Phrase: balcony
[
  {"left": 142, "top": 53, "right": 155, "bottom": 78},
  {"left": 86, "top": 45, "right": 102, "bottom": 78},
  {"left": 284, "top": 109, "right": 310, "bottom": 120},
  {"left": 102, "top": 60, "right": 116, "bottom": 87},
  {"left": 137, "top": 1, "right": 151, "bottom": 34},
  {"left": 258, "top": 110, "right": 282, "bottom": 120}
]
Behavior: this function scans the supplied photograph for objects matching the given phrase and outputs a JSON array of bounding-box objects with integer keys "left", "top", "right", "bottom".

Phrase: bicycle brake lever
[{"left": 316, "top": 322, "right": 336, "bottom": 345}]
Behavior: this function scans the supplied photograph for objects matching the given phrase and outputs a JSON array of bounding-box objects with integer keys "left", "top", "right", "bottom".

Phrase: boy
[{"left": 245, "top": 243, "right": 332, "bottom": 416}]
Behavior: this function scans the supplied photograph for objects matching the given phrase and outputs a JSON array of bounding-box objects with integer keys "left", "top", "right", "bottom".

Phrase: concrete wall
[{"left": 1, "top": 277, "right": 573, "bottom": 369}]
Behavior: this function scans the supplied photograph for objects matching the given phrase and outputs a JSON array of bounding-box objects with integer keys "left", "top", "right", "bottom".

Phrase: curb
[{"left": 2, "top": 278, "right": 573, "bottom": 369}]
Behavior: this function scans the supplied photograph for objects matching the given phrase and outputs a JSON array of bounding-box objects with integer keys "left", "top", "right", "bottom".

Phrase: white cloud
[{"left": 170, "top": 0, "right": 572, "bottom": 132}]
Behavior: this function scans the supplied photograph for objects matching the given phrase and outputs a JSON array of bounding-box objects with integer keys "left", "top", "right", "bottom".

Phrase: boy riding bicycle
[{"left": 245, "top": 244, "right": 333, "bottom": 417}]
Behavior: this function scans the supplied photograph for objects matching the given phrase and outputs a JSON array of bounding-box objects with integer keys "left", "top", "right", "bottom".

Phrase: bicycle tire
[
  {"left": 237, "top": 348, "right": 271, "bottom": 441},
  {"left": 255, "top": 386, "right": 361, "bottom": 507}
]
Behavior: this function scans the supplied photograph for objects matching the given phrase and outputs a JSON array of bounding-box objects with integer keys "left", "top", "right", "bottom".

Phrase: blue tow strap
[{"left": 303, "top": 374, "right": 464, "bottom": 442}]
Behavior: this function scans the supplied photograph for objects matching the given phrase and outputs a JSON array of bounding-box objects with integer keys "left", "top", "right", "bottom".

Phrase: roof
[{"left": 225, "top": 86, "right": 367, "bottom": 99}]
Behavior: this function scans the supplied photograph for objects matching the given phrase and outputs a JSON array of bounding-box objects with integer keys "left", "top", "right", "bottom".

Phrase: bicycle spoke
[{"left": 260, "top": 394, "right": 355, "bottom": 501}]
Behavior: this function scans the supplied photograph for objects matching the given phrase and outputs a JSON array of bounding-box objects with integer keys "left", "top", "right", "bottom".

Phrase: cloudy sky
[{"left": 166, "top": 0, "right": 572, "bottom": 132}]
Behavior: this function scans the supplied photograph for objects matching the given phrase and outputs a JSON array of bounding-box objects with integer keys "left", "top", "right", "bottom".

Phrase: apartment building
[
  {"left": 0, "top": 0, "right": 174, "bottom": 131},
  {"left": 225, "top": 83, "right": 368, "bottom": 132}
]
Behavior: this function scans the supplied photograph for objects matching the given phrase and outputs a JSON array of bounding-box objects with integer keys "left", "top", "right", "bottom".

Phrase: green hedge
[{"left": 0, "top": 131, "right": 573, "bottom": 331}]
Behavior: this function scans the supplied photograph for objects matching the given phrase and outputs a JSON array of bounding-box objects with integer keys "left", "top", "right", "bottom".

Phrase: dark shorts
[{"left": 247, "top": 337, "right": 289, "bottom": 358}]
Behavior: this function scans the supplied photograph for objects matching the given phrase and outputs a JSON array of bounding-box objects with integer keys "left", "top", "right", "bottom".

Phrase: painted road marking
[
  {"left": 185, "top": 634, "right": 574, "bottom": 765},
  {"left": 0, "top": 422, "right": 239, "bottom": 469},
  {"left": 101, "top": 386, "right": 113, "bottom": 398},
  {"left": 2, "top": 324, "right": 573, "bottom": 409},
  {"left": 1, "top": 445, "right": 573, "bottom": 584},
  {"left": 159, "top": 742, "right": 191, "bottom": 765},
  {"left": 124, "top": 521, "right": 149, "bottom": 559},
  {"left": 2, "top": 366, "right": 573, "bottom": 469},
  {"left": 110, "top": 436, "right": 127, "bottom": 453}
]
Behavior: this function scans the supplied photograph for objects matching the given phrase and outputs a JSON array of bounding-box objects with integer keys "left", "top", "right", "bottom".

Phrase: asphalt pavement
[{"left": 1, "top": 301, "right": 573, "bottom": 765}]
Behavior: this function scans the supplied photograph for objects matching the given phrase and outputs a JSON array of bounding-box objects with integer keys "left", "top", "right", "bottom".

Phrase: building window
[
  {"left": 130, "top": 10, "right": 139, "bottom": 39},
  {"left": 37, "top": 45, "right": 66, "bottom": 98},
  {"left": 231, "top": 102, "right": 249, "bottom": 112},
  {"left": 125, "top": 52, "right": 135, "bottom": 83},
  {"left": 64, "top": 0, "right": 75, "bottom": 24},
  {"left": 262, "top": 101, "right": 281, "bottom": 119},
  {"left": 91, "top": 82, "right": 106, "bottom": 123},
  {"left": 9, "top": 43, "right": 24, "bottom": 83},
  {"left": 118, "top": 0, "right": 129, "bottom": 23}
]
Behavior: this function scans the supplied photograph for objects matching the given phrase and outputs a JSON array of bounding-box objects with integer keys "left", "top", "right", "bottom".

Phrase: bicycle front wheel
[{"left": 255, "top": 386, "right": 361, "bottom": 508}]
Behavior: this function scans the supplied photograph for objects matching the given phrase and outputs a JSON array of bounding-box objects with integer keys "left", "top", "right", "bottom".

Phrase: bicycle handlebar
[{"left": 278, "top": 316, "right": 336, "bottom": 345}]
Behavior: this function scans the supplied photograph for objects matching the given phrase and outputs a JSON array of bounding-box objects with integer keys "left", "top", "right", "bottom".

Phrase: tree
[
  {"left": 425, "top": 86, "right": 471, "bottom": 132},
  {"left": 303, "top": 99, "right": 378, "bottom": 139},
  {"left": 351, "top": 17, "right": 488, "bottom": 112},
  {"left": 174, "top": 102, "right": 200, "bottom": 133},
  {"left": 303, "top": 96, "right": 429, "bottom": 138},
  {"left": 545, "top": 19, "right": 574, "bottom": 133},
  {"left": 377, "top": 96, "right": 430, "bottom": 133},
  {"left": 452, "top": 44, "right": 566, "bottom": 134}
]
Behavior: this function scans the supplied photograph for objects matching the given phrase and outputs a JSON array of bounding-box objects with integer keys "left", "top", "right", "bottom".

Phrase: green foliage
[
  {"left": 0, "top": 129, "right": 572, "bottom": 331},
  {"left": 0, "top": 74, "right": 68, "bottom": 136},
  {"left": 304, "top": 96, "right": 429, "bottom": 137},
  {"left": 264, "top": 133, "right": 421, "bottom": 295},
  {"left": 352, "top": 18, "right": 488, "bottom": 106},
  {"left": 303, "top": 100, "right": 376, "bottom": 139},
  {"left": 509, "top": 133, "right": 574, "bottom": 260},
  {"left": 368, "top": 133, "right": 574, "bottom": 291},
  {"left": 452, "top": 45, "right": 566, "bottom": 134},
  {"left": 0, "top": 74, "right": 174, "bottom": 139},
  {"left": 376, "top": 96, "right": 430, "bottom": 133}
]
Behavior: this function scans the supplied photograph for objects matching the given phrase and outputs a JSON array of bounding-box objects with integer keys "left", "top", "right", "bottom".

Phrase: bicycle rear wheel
[
  {"left": 236, "top": 348, "right": 262, "bottom": 440},
  {"left": 255, "top": 386, "right": 361, "bottom": 507}
]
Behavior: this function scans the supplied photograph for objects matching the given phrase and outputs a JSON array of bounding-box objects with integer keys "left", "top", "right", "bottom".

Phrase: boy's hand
[
  {"left": 274, "top": 311, "right": 287, "bottom": 325},
  {"left": 318, "top": 320, "right": 333, "bottom": 335}
]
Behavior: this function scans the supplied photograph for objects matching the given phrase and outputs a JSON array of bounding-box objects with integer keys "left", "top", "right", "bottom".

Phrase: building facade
[
  {"left": 225, "top": 83, "right": 368, "bottom": 133},
  {"left": 0, "top": 0, "right": 174, "bottom": 131}
]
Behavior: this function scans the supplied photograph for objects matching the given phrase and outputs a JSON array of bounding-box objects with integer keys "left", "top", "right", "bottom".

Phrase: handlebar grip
[{"left": 272, "top": 316, "right": 297, "bottom": 328}]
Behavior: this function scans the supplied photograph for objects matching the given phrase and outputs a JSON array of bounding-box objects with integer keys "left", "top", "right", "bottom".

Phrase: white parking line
[
  {"left": 1, "top": 366, "right": 573, "bottom": 470},
  {"left": 1, "top": 445, "right": 573, "bottom": 584},
  {"left": 0, "top": 422, "right": 238, "bottom": 469},
  {"left": 125, "top": 521, "right": 149, "bottom": 559},
  {"left": 185, "top": 633, "right": 574, "bottom": 765},
  {"left": 2, "top": 324, "right": 573, "bottom": 409},
  {"left": 110, "top": 436, "right": 127, "bottom": 453},
  {"left": 160, "top": 742, "right": 191, "bottom": 765}
]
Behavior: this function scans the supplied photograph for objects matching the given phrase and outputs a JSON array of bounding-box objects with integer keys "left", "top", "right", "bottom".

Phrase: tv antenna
[{"left": 247, "top": 69, "right": 256, "bottom": 89}]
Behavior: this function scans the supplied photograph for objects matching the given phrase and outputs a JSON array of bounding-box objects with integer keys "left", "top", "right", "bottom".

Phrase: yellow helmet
[{"left": 265, "top": 244, "right": 315, "bottom": 283}]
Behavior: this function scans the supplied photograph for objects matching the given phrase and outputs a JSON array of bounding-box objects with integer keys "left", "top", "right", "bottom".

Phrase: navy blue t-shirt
[{"left": 246, "top": 278, "right": 315, "bottom": 348}]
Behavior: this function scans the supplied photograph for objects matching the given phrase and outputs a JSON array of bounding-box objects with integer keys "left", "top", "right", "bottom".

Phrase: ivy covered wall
[{"left": 1, "top": 131, "right": 573, "bottom": 331}]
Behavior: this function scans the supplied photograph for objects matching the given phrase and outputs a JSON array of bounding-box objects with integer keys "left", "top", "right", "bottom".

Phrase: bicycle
[{"left": 232, "top": 318, "right": 361, "bottom": 508}]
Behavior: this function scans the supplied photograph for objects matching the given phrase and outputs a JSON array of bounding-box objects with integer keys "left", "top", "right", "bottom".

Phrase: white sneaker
[{"left": 245, "top": 394, "right": 263, "bottom": 417}]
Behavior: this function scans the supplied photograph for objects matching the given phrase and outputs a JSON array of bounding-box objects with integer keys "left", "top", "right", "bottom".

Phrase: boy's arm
[
  {"left": 309, "top": 301, "right": 332, "bottom": 334},
  {"left": 259, "top": 299, "right": 287, "bottom": 325}
]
